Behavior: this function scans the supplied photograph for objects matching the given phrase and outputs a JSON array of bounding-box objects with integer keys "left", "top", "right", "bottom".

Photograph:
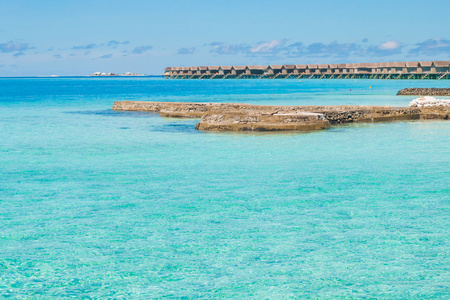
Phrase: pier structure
[{"left": 164, "top": 61, "right": 450, "bottom": 80}]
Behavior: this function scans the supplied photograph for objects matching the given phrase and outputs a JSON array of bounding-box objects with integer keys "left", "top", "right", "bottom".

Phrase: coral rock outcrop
[
  {"left": 196, "top": 112, "right": 330, "bottom": 131},
  {"left": 112, "top": 101, "right": 448, "bottom": 132},
  {"left": 397, "top": 88, "right": 450, "bottom": 96}
]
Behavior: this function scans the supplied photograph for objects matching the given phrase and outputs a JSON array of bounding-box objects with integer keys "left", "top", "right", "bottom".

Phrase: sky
[{"left": 0, "top": 0, "right": 449, "bottom": 76}]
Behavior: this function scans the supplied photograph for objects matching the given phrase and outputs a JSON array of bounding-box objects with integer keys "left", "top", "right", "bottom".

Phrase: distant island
[{"left": 91, "top": 72, "right": 147, "bottom": 76}]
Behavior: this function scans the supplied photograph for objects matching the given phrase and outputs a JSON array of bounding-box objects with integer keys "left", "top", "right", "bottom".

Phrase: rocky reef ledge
[
  {"left": 112, "top": 101, "right": 448, "bottom": 132},
  {"left": 397, "top": 88, "right": 450, "bottom": 96}
]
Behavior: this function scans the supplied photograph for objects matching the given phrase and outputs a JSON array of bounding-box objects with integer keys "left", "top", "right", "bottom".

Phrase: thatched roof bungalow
[
  {"left": 178, "top": 67, "right": 189, "bottom": 75},
  {"left": 208, "top": 66, "right": 219, "bottom": 74},
  {"left": 418, "top": 61, "right": 433, "bottom": 73},
  {"left": 345, "top": 63, "right": 358, "bottom": 73},
  {"left": 170, "top": 67, "right": 179, "bottom": 76},
  {"left": 282, "top": 65, "right": 295, "bottom": 75},
  {"left": 378, "top": 63, "right": 389, "bottom": 74},
  {"left": 266, "top": 65, "right": 283, "bottom": 75},
  {"left": 405, "top": 62, "right": 418, "bottom": 73},
  {"left": 337, "top": 64, "right": 347, "bottom": 73},
  {"left": 231, "top": 65, "right": 246, "bottom": 75},
  {"left": 163, "top": 67, "right": 171, "bottom": 76},
  {"left": 294, "top": 64, "right": 307, "bottom": 74},
  {"left": 374, "top": 63, "right": 385, "bottom": 73},
  {"left": 383, "top": 62, "right": 401, "bottom": 73},
  {"left": 356, "top": 63, "right": 372, "bottom": 74},
  {"left": 199, "top": 66, "right": 208, "bottom": 74},
  {"left": 219, "top": 66, "right": 232, "bottom": 75},
  {"left": 190, "top": 66, "right": 200, "bottom": 75},
  {"left": 364, "top": 63, "right": 379, "bottom": 73},
  {"left": 394, "top": 62, "right": 406, "bottom": 73},
  {"left": 173, "top": 67, "right": 182, "bottom": 76},
  {"left": 307, "top": 64, "right": 318, "bottom": 74},
  {"left": 350, "top": 63, "right": 361, "bottom": 73},
  {"left": 434, "top": 61, "right": 450, "bottom": 72},
  {"left": 247, "top": 65, "right": 267, "bottom": 75},
  {"left": 317, "top": 64, "right": 330, "bottom": 74},
  {"left": 329, "top": 64, "right": 338, "bottom": 73}
]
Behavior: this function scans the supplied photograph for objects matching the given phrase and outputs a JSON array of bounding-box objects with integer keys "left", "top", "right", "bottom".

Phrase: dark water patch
[
  {"left": 152, "top": 122, "right": 200, "bottom": 134},
  {"left": 65, "top": 109, "right": 158, "bottom": 118}
]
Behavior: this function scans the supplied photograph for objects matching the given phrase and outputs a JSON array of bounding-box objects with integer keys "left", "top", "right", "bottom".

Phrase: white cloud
[
  {"left": 209, "top": 42, "right": 250, "bottom": 54},
  {"left": 378, "top": 40, "right": 401, "bottom": 50},
  {"left": 409, "top": 38, "right": 450, "bottom": 55},
  {"left": 178, "top": 47, "right": 196, "bottom": 55},
  {"left": 250, "top": 40, "right": 285, "bottom": 53},
  {"left": 0, "top": 41, "right": 29, "bottom": 53},
  {"left": 131, "top": 45, "right": 152, "bottom": 54}
]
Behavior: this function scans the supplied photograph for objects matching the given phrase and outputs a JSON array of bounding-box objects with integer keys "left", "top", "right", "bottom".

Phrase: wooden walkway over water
[{"left": 164, "top": 61, "right": 450, "bottom": 80}]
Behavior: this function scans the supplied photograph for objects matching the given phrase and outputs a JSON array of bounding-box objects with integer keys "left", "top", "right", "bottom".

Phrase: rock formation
[
  {"left": 196, "top": 112, "right": 331, "bottom": 132},
  {"left": 397, "top": 88, "right": 450, "bottom": 96},
  {"left": 408, "top": 96, "right": 450, "bottom": 120},
  {"left": 112, "top": 101, "right": 450, "bottom": 132}
]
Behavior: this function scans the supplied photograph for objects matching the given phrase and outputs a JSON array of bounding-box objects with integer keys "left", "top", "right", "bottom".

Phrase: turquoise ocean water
[{"left": 1, "top": 78, "right": 449, "bottom": 298}]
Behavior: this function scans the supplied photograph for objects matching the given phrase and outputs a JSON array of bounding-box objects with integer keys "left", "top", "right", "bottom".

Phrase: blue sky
[{"left": 0, "top": 0, "right": 449, "bottom": 76}]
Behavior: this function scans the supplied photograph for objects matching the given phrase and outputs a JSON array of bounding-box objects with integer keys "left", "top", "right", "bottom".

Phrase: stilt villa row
[{"left": 163, "top": 61, "right": 450, "bottom": 80}]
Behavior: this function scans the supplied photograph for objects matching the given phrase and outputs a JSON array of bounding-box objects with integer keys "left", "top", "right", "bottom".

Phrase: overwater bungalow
[
  {"left": 175, "top": 68, "right": 183, "bottom": 77},
  {"left": 181, "top": 67, "right": 190, "bottom": 76},
  {"left": 218, "top": 66, "right": 232, "bottom": 78},
  {"left": 189, "top": 67, "right": 199, "bottom": 78},
  {"left": 307, "top": 64, "right": 318, "bottom": 75},
  {"left": 199, "top": 66, "right": 208, "bottom": 77},
  {"left": 282, "top": 65, "right": 295, "bottom": 76},
  {"left": 338, "top": 64, "right": 347, "bottom": 74},
  {"left": 164, "top": 61, "right": 450, "bottom": 80},
  {"left": 345, "top": 63, "right": 356, "bottom": 73},
  {"left": 318, "top": 64, "right": 330, "bottom": 74},
  {"left": 267, "top": 65, "right": 283, "bottom": 77},
  {"left": 208, "top": 66, "right": 220, "bottom": 77},
  {"left": 329, "top": 64, "right": 338, "bottom": 74},
  {"left": 382, "top": 62, "right": 396, "bottom": 73},
  {"left": 418, "top": 61, "right": 432, "bottom": 73},
  {"left": 163, "top": 67, "right": 171, "bottom": 77},
  {"left": 434, "top": 61, "right": 450, "bottom": 73},
  {"left": 232, "top": 66, "right": 246, "bottom": 77},
  {"left": 247, "top": 65, "right": 267, "bottom": 77},
  {"left": 395, "top": 62, "right": 406, "bottom": 73},
  {"left": 295, "top": 64, "right": 307, "bottom": 75},
  {"left": 357, "top": 63, "right": 372, "bottom": 74},
  {"left": 372, "top": 63, "right": 383, "bottom": 73},
  {"left": 405, "top": 62, "right": 418, "bottom": 73}
]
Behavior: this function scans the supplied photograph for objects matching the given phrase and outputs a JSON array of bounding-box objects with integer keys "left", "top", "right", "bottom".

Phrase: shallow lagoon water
[{"left": 0, "top": 78, "right": 449, "bottom": 298}]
